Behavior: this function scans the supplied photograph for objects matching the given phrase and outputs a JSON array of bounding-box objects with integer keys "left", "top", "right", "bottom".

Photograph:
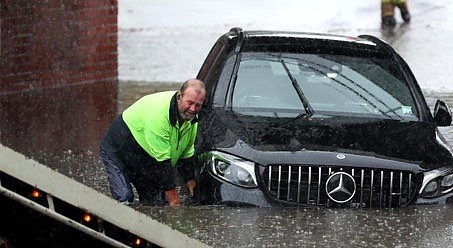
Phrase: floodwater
[
  {"left": 115, "top": 82, "right": 453, "bottom": 248},
  {"left": 34, "top": 82, "right": 453, "bottom": 248},
  {"left": 137, "top": 205, "right": 453, "bottom": 248}
]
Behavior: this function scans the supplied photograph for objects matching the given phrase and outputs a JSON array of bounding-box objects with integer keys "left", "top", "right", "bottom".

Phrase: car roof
[
  {"left": 242, "top": 30, "right": 377, "bottom": 46},
  {"left": 222, "top": 28, "right": 385, "bottom": 55},
  {"left": 219, "top": 28, "right": 394, "bottom": 58}
]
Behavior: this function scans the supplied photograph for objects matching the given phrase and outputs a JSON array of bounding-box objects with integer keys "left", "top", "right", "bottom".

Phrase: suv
[{"left": 194, "top": 28, "right": 453, "bottom": 208}]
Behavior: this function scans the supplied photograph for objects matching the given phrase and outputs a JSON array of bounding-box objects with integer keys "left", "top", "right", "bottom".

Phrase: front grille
[{"left": 260, "top": 165, "right": 418, "bottom": 208}]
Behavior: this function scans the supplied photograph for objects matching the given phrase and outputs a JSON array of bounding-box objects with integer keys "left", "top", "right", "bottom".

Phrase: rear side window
[{"left": 197, "top": 41, "right": 224, "bottom": 81}]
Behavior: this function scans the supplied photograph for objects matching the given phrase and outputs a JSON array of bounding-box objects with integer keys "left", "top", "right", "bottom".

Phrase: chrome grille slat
[
  {"left": 287, "top": 166, "right": 291, "bottom": 201},
  {"left": 268, "top": 168, "right": 271, "bottom": 191},
  {"left": 297, "top": 167, "right": 301, "bottom": 202},
  {"left": 327, "top": 168, "right": 332, "bottom": 206},
  {"left": 408, "top": 173, "right": 412, "bottom": 197},
  {"left": 307, "top": 167, "right": 311, "bottom": 204},
  {"left": 261, "top": 165, "right": 417, "bottom": 208},
  {"left": 360, "top": 169, "right": 364, "bottom": 207},
  {"left": 350, "top": 169, "right": 355, "bottom": 208},
  {"left": 277, "top": 166, "right": 282, "bottom": 199},
  {"left": 399, "top": 172, "right": 403, "bottom": 204},
  {"left": 380, "top": 171, "right": 384, "bottom": 208},
  {"left": 389, "top": 171, "right": 393, "bottom": 207},
  {"left": 317, "top": 167, "right": 321, "bottom": 205},
  {"left": 370, "top": 170, "right": 374, "bottom": 207}
]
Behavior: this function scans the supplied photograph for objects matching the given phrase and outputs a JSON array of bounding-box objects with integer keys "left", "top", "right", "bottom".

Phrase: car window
[
  {"left": 231, "top": 52, "right": 419, "bottom": 120},
  {"left": 232, "top": 59, "right": 304, "bottom": 117},
  {"left": 197, "top": 41, "right": 224, "bottom": 81}
]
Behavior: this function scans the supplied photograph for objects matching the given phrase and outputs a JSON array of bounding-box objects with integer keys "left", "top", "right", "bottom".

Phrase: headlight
[
  {"left": 207, "top": 151, "right": 258, "bottom": 188},
  {"left": 441, "top": 174, "right": 453, "bottom": 187},
  {"left": 419, "top": 167, "right": 453, "bottom": 198},
  {"left": 424, "top": 181, "right": 438, "bottom": 194}
]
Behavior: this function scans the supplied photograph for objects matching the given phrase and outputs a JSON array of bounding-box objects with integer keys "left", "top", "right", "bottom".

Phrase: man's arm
[
  {"left": 156, "top": 159, "right": 180, "bottom": 206},
  {"left": 177, "top": 157, "right": 196, "bottom": 197}
]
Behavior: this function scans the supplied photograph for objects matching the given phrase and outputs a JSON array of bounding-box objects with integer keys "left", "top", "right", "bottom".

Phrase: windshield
[{"left": 231, "top": 52, "right": 419, "bottom": 121}]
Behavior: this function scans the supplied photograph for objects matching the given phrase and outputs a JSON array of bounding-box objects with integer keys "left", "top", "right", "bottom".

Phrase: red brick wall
[{"left": 0, "top": 0, "right": 118, "bottom": 155}]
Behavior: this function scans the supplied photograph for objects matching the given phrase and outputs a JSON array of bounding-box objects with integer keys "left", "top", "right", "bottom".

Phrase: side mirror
[{"left": 433, "top": 100, "right": 452, "bottom": 126}]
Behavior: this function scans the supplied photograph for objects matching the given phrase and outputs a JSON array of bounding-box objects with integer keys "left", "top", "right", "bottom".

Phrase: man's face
[{"left": 177, "top": 87, "right": 205, "bottom": 121}]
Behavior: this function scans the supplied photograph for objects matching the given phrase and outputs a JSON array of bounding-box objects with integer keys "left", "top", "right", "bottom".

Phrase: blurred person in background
[{"left": 381, "top": 0, "right": 411, "bottom": 29}]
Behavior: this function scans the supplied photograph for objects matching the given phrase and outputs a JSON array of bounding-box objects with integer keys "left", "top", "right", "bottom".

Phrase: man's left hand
[{"left": 186, "top": 179, "right": 196, "bottom": 197}]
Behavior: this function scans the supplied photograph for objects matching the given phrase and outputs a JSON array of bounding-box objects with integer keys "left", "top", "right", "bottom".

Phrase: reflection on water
[
  {"left": 135, "top": 204, "right": 453, "bottom": 248},
  {"left": 119, "top": 83, "right": 453, "bottom": 247}
]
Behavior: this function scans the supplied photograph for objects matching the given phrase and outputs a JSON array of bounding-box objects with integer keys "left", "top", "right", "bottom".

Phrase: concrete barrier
[{"left": 0, "top": 144, "right": 210, "bottom": 248}]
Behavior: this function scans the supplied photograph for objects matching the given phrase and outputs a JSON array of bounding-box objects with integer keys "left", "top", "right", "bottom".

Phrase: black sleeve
[
  {"left": 155, "top": 159, "right": 176, "bottom": 191},
  {"left": 177, "top": 157, "right": 196, "bottom": 183}
]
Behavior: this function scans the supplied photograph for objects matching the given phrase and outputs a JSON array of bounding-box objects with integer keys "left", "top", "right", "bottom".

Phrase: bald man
[{"left": 100, "top": 79, "right": 205, "bottom": 206}]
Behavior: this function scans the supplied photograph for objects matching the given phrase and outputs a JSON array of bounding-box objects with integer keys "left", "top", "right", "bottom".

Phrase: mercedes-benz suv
[{"left": 194, "top": 28, "right": 453, "bottom": 208}]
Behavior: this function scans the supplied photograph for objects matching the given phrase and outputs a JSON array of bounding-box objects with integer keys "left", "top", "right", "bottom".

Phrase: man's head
[{"left": 177, "top": 79, "right": 206, "bottom": 121}]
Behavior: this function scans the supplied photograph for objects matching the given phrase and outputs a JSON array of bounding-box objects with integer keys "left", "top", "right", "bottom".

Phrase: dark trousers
[
  {"left": 100, "top": 145, "right": 166, "bottom": 205},
  {"left": 99, "top": 115, "right": 166, "bottom": 205}
]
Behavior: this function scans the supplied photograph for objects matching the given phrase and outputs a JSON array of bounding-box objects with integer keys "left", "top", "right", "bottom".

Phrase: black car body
[{"left": 194, "top": 28, "right": 453, "bottom": 208}]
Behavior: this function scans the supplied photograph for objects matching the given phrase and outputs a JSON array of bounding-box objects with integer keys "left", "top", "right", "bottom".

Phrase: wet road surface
[{"left": 136, "top": 204, "right": 453, "bottom": 248}]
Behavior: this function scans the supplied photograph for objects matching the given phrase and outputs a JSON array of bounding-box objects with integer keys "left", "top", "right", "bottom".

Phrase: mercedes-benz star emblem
[
  {"left": 325, "top": 172, "right": 356, "bottom": 203},
  {"left": 336, "top": 154, "right": 346, "bottom": 160}
]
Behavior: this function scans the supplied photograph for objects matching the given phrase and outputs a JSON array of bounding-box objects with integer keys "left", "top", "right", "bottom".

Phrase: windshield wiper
[
  {"left": 295, "top": 57, "right": 403, "bottom": 121},
  {"left": 280, "top": 58, "right": 314, "bottom": 117}
]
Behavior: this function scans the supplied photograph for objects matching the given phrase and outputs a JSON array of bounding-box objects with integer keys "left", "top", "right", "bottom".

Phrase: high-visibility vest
[{"left": 122, "top": 91, "right": 198, "bottom": 167}]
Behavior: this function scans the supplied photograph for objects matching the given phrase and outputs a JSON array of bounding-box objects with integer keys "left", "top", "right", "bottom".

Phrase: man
[
  {"left": 100, "top": 79, "right": 205, "bottom": 206},
  {"left": 381, "top": 0, "right": 411, "bottom": 29}
]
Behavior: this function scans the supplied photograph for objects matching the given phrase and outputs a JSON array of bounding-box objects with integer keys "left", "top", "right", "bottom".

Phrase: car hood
[{"left": 202, "top": 111, "right": 453, "bottom": 169}]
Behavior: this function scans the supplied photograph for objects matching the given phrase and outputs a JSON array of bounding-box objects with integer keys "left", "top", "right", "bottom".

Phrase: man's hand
[
  {"left": 165, "top": 189, "right": 181, "bottom": 207},
  {"left": 186, "top": 179, "right": 196, "bottom": 197}
]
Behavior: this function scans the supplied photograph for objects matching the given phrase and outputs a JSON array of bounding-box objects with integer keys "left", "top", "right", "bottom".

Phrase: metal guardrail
[{"left": 0, "top": 144, "right": 210, "bottom": 248}]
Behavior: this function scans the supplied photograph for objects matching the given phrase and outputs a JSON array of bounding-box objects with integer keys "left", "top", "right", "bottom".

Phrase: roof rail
[
  {"left": 229, "top": 27, "right": 243, "bottom": 36},
  {"left": 358, "top": 34, "right": 395, "bottom": 57},
  {"left": 229, "top": 27, "right": 244, "bottom": 53}
]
